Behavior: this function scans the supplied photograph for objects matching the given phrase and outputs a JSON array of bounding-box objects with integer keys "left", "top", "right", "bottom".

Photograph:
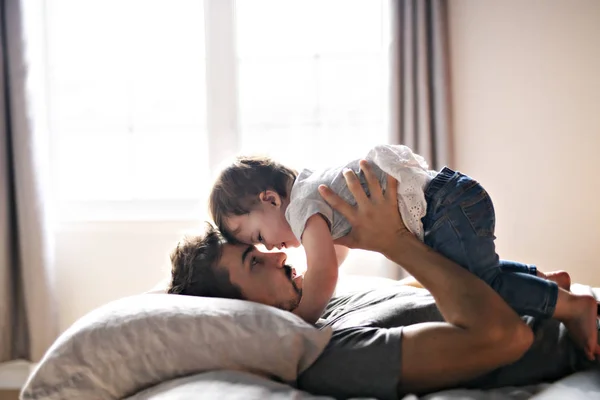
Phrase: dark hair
[
  {"left": 209, "top": 155, "right": 297, "bottom": 240},
  {"left": 168, "top": 223, "right": 244, "bottom": 299}
]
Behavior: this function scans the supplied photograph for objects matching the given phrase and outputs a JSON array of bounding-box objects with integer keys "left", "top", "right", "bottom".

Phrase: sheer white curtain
[{"left": 0, "top": 0, "right": 58, "bottom": 363}]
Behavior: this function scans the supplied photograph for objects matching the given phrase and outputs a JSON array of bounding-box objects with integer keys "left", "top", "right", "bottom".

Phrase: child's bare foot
[
  {"left": 538, "top": 270, "right": 571, "bottom": 291},
  {"left": 561, "top": 294, "right": 600, "bottom": 361}
]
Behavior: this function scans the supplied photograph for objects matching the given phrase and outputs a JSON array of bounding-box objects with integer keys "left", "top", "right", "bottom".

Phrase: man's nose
[{"left": 267, "top": 251, "right": 287, "bottom": 268}]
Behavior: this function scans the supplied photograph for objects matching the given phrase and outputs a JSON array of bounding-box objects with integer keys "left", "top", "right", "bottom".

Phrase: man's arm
[{"left": 318, "top": 161, "right": 534, "bottom": 394}]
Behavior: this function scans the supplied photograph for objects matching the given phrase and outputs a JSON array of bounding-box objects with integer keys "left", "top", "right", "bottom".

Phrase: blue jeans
[{"left": 422, "top": 167, "right": 558, "bottom": 318}]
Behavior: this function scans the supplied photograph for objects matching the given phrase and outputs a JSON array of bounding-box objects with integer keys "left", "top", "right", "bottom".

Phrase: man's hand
[{"left": 318, "top": 160, "right": 412, "bottom": 255}]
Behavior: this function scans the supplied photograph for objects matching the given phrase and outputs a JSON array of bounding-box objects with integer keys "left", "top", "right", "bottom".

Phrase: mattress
[{"left": 127, "top": 368, "right": 600, "bottom": 400}]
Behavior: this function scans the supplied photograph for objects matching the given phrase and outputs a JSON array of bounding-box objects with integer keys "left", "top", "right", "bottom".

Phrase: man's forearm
[
  {"left": 383, "top": 233, "right": 525, "bottom": 333},
  {"left": 387, "top": 234, "right": 536, "bottom": 392}
]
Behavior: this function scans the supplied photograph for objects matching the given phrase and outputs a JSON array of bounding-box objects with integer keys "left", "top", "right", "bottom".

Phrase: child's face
[{"left": 225, "top": 190, "right": 301, "bottom": 250}]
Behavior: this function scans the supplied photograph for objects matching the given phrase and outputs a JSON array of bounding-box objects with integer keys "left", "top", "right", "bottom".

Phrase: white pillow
[{"left": 21, "top": 294, "right": 331, "bottom": 400}]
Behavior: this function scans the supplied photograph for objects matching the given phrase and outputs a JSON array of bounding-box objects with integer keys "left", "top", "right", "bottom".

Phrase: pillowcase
[{"left": 21, "top": 294, "right": 332, "bottom": 400}]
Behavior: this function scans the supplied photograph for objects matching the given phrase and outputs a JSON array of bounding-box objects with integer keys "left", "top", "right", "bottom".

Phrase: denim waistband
[{"left": 424, "top": 167, "right": 457, "bottom": 203}]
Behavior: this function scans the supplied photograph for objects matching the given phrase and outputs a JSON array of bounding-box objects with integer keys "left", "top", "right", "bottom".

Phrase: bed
[
  {"left": 125, "top": 369, "right": 600, "bottom": 400},
  {"left": 21, "top": 277, "right": 600, "bottom": 400}
]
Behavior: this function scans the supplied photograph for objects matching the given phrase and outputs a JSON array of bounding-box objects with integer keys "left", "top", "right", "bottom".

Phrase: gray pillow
[{"left": 21, "top": 294, "right": 332, "bottom": 400}]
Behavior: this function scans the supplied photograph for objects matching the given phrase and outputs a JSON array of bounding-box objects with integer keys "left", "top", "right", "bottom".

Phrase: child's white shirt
[{"left": 285, "top": 144, "right": 437, "bottom": 242}]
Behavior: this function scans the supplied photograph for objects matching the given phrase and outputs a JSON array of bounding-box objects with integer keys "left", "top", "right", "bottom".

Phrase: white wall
[
  {"left": 448, "top": 0, "right": 600, "bottom": 286},
  {"left": 55, "top": 221, "right": 185, "bottom": 332}
]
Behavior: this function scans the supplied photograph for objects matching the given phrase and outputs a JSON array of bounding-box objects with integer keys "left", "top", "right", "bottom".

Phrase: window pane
[
  {"left": 47, "top": 0, "right": 131, "bottom": 133},
  {"left": 240, "top": 125, "right": 386, "bottom": 172},
  {"left": 318, "top": 57, "right": 387, "bottom": 124},
  {"left": 54, "top": 134, "right": 131, "bottom": 201},
  {"left": 132, "top": 132, "right": 208, "bottom": 200},
  {"left": 130, "top": 0, "right": 206, "bottom": 131},
  {"left": 47, "top": 0, "right": 207, "bottom": 202},
  {"left": 237, "top": 58, "right": 317, "bottom": 127},
  {"left": 236, "top": 0, "right": 391, "bottom": 170},
  {"left": 236, "top": 0, "right": 387, "bottom": 56}
]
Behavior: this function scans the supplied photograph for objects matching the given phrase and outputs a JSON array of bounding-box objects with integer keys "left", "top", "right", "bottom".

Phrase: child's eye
[{"left": 257, "top": 233, "right": 263, "bottom": 243}]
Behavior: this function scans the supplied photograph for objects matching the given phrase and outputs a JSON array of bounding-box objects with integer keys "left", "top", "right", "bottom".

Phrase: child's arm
[
  {"left": 334, "top": 245, "right": 349, "bottom": 267},
  {"left": 293, "top": 214, "right": 339, "bottom": 324}
]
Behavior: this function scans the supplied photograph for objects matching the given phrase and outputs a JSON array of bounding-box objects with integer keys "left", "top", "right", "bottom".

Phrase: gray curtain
[
  {"left": 0, "top": 0, "right": 58, "bottom": 363},
  {"left": 390, "top": 0, "right": 453, "bottom": 170}
]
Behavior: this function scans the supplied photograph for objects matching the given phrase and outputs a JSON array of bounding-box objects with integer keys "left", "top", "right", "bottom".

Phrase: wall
[
  {"left": 448, "top": 0, "right": 600, "bottom": 286},
  {"left": 55, "top": 221, "right": 183, "bottom": 332}
]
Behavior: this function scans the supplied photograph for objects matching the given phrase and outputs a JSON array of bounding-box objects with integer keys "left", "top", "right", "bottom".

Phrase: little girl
[{"left": 209, "top": 144, "right": 599, "bottom": 360}]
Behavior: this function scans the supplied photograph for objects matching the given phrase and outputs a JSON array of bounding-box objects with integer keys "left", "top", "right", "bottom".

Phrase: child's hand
[{"left": 319, "top": 160, "right": 411, "bottom": 254}]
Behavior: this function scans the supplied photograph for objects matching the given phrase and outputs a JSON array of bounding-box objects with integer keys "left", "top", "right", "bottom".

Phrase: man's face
[{"left": 218, "top": 243, "right": 303, "bottom": 311}]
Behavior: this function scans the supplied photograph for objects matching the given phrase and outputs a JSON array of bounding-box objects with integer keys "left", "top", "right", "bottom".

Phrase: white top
[{"left": 285, "top": 144, "right": 437, "bottom": 242}]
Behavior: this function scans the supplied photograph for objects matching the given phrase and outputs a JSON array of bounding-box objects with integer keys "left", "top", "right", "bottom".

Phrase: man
[{"left": 169, "top": 163, "right": 598, "bottom": 399}]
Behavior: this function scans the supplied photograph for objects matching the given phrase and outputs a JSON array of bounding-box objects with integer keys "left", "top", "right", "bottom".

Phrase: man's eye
[{"left": 250, "top": 257, "right": 259, "bottom": 268}]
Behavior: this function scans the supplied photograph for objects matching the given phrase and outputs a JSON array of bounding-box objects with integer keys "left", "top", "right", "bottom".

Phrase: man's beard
[
  {"left": 280, "top": 264, "right": 302, "bottom": 312},
  {"left": 284, "top": 264, "right": 301, "bottom": 293}
]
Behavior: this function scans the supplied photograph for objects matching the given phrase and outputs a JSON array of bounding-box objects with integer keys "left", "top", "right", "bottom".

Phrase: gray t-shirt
[
  {"left": 298, "top": 284, "right": 598, "bottom": 400},
  {"left": 285, "top": 160, "right": 388, "bottom": 241}
]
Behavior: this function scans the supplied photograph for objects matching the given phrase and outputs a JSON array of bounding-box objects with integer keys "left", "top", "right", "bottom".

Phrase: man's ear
[{"left": 259, "top": 190, "right": 282, "bottom": 208}]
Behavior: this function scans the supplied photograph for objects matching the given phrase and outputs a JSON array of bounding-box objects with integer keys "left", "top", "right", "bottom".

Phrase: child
[{"left": 209, "top": 144, "right": 600, "bottom": 360}]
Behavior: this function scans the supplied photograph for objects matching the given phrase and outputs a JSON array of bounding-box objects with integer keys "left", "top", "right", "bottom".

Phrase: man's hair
[
  {"left": 209, "top": 155, "right": 297, "bottom": 240},
  {"left": 168, "top": 224, "right": 244, "bottom": 299}
]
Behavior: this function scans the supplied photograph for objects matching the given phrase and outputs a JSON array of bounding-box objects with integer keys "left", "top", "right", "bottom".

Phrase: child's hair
[{"left": 209, "top": 155, "right": 297, "bottom": 240}]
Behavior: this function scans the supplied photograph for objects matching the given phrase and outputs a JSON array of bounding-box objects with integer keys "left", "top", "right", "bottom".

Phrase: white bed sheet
[{"left": 130, "top": 279, "right": 600, "bottom": 400}]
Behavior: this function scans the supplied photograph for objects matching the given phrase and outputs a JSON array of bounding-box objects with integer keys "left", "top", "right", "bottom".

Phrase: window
[
  {"left": 46, "top": 0, "right": 391, "bottom": 220},
  {"left": 46, "top": 0, "right": 208, "bottom": 220},
  {"left": 236, "top": 0, "right": 391, "bottom": 170}
]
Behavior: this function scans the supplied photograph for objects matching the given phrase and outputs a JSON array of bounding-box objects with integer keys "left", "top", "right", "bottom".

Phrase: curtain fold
[
  {"left": 0, "top": 0, "right": 58, "bottom": 363},
  {"left": 390, "top": 0, "right": 453, "bottom": 170}
]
